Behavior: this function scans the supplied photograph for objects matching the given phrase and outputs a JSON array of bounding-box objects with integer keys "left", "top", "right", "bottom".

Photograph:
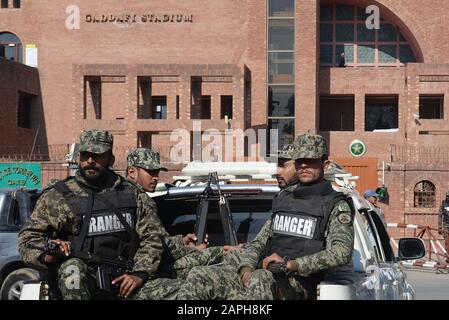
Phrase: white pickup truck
[
  {"left": 18, "top": 179, "right": 425, "bottom": 300},
  {"left": 318, "top": 185, "right": 425, "bottom": 300}
]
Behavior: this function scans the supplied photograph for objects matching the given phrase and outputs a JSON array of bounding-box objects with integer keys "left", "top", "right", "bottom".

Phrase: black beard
[{"left": 79, "top": 166, "right": 107, "bottom": 186}]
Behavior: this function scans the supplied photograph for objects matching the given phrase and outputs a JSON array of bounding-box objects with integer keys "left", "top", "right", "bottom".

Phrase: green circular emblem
[{"left": 349, "top": 140, "right": 366, "bottom": 157}]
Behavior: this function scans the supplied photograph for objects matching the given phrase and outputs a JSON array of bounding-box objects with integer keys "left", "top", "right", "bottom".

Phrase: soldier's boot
[{"left": 58, "top": 258, "right": 92, "bottom": 300}]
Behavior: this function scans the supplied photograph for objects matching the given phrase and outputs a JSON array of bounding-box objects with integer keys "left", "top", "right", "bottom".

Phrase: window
[
  {"left": 268, "top": 0, "right": 294, "bottom": 17},
  {"left": 137, "top": 132, "right": 152, "bottom": 148},
  {"left": 268, "top": 52, "right": 294, "bottom": 83},
  {"left": 0, "top": 32, "right": 22, "bottom": 63},
  {"left": 319, "top": 3, "right": 417, "bottom": 67},
  {"left": 1, "top": 0, "right": 8, "bottom": 8},
  {"left": 419, "top": 95, "right": 444, "bottom": 119},
  {"left": 268, "top": 0, "right": 295, "bottom": 155},
  {"left": 190, "top": 77, "right": 202, "bottom": 119},
  {"left": 13, "top": 0, "right": 20, "bottom": 8},
  {"left": 365, "top": 96, "right": 398, "bottom": 131},
  {"left": 414, "top": 181, "right": 436, "bottom": 208},
  {"left": 268, "top": 119, "right": 294, "bottom": 151},
  {"left": 201, "top": 96, "right": 211, "bottom": 119},
  {"left": 220, "top": 95, "right": 233, "bottom": 119},
  {"left": 268, "top": 86, "right": 294, "bottom": 117},
  {"left": 137, "top": 77, "right": 151, "bottom": 119},
  {"left": 17, "top": 92, "right": 34, "bottom": 129},
  {"left": 151, "top": 96, "right": 167, "bottom": 119},
  {"left": 84, "top": 76, "right": 101, "bottom": 119},
  {"left": 176, "top": 95, "right": 180, "bottom": 119},
  {"left": 268, "top": 19, "right": 294, "bottom": 51},
  {"left": 319, "top": 96, "right": 355, "bottom": 131}
]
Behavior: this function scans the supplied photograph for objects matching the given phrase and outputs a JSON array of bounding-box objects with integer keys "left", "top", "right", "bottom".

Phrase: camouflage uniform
[
  {"left": 126, "top": 148, "right": 227, "bottom": 299},
  {"left": 127, "top": 148, "right": 195, "bottom": 266},
  {"left": 178, "top": 136, "right": 354, "bottom": 300},
  {"left": 176, "top": 220, "right": 277, "bottom": 300},
  {"left": 239, "top": 134, "right": 354, "bottom": 300},
  {"left": 18, "top": 130, "right": 166, "bottom": 300},
  {"left": 176, "top": 143, "right": 298, "bottom": 300}
]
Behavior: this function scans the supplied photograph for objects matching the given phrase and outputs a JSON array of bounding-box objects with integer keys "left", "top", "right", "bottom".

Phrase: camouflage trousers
[
  {"left": 58, "top": 258, "right": 96, "bottom": 300},
  {"left": 158, "top": 246, "right": 225, "bottom": 280},
  {"left": 131, "top": 247, "right": 228, "bottom": 300},
  {"left": 270, "top": 274, "right": 318, "bottom": 300},
  {"left": 132, "top": 247, "right": 252, "bottom": 300},
  {"left": 176, "top": 264, "right": 276, "bottom": 300},
  {"left": 130, "top": 278, "right": 184, "bottom": 300}
]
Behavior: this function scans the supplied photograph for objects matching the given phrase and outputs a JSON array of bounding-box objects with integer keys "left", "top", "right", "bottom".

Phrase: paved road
[{"left": 405, "top": 268, "right": 449, "bottom": 300}]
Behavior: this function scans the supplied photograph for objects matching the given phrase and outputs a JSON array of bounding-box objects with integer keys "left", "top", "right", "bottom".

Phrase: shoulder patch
[
  {"left": 337, "top": 201, "right": 351, "bottom": 213},
  {"left": 337, "top": 213, "right": 352, "bottom": 224}
]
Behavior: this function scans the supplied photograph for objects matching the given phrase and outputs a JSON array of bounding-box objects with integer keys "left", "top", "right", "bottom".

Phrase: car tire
[{"left": 0, "top": 268, "right": 40, "bottom": 300}]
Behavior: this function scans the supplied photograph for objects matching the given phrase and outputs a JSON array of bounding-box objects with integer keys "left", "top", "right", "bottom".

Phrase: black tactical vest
[
  {"left": 273, "top": 180, "right": 299, "bottom": 207},
  {"left": 267, "top": 180, "right": 346, "bottom": 259},
  {"left": 53, "top": 178, "right": 139, "bottom": 261}
]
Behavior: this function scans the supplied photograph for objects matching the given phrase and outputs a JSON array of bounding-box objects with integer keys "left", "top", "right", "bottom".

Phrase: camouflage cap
[
  {"left": 277, "top": 143, "right": 296, "bottom": 160},
  {"left": 127, "top": 148, "right": 168, "bottom": 172},
  {"left": 292, "top": 133, "right": 328, "bottom": 160},
  {"left": 79, "top": 129, "right": 113, "bottom": 154}
]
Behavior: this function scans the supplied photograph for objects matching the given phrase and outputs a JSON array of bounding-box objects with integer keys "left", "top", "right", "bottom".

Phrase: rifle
[
  {"left": 194, "top": 172, "right": 238, "bottom": 246},
  {"left": 266, "top": 262, "right": 290, "bottom": 275},
  {"left": 28, "top": 239, "right": 133, "bottom": 296}
]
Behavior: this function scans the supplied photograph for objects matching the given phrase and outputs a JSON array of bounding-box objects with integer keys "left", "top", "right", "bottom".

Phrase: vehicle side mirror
[{"left": 398, "top": 238, "right": 426, "bottom": 261}]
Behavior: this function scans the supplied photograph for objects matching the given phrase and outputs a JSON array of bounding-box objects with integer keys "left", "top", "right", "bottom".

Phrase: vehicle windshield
[{"left": 0, "top": 190, "right": 40, "bottom": 232}]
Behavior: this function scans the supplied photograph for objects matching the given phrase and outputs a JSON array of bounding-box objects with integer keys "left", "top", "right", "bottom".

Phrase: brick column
[
  {"left": 211, "top": 94, "right": 220, "bottom": 120},
  {"left": 178, "top": 73, "right": 191, "bottom": 120},
  {"left": 295, "top": 1, "right": 319, "bottom": 134},
  {"left": 354, "top": 93, "right": 365, "bottom": 132},
  {"left": 166, "top": 94, "right": 176, "bottom": 120}
]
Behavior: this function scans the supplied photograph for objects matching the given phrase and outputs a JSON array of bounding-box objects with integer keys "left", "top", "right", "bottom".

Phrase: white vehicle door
[
  {"left": 353, "top": 211, "right": 385, "bottom": 299},
  {"left": 364, "top": 210, "right": 404, "bottom": 300},
  {"left": 366, "top": 210, "right": 411, "bottom": 300}
]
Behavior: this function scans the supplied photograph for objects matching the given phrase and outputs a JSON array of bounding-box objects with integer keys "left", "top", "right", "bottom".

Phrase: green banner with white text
[{"left": 0, "top": 163, "right": 42, "bottom": 188}]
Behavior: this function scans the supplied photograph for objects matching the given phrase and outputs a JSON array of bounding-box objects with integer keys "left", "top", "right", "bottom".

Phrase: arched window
[
  {"left": 320, "top": 3, "right": 418, "bottom": 67},
  {"left": 414, "top": 181, "right": 436, "bottom": 208},
  {"left": 0, "top": 32, "right": 22, "bottom": 63}
]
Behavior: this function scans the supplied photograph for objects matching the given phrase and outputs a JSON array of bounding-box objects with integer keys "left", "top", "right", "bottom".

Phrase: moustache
[{"left": 82, "top": 165, "right": 100, "bottom": 171}]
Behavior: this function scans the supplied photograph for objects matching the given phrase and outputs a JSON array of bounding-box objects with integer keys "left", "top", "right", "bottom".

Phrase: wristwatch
[{"left": 279, "top": 256, "right": 290, "bottom": 275}]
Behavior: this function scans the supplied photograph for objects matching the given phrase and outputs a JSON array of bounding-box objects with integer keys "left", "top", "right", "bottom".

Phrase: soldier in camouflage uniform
[
  {"left": 237, "top": 133, "right": 355, "bottom": 300},
  {"left": 126, "top": 148, "right": 203, "bottom": 259},
  {"left": 125, "top": 148, "right": 223, "bottom": 299},
  {"left": 176, "top": 143, "right": 301, "bottom": 300},
  {"left": 18, "top": 129, "right": 166, "bottom": 300}
]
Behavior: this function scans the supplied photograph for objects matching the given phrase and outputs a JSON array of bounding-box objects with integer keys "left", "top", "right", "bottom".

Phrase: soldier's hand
[
  {"left": 42, "top": 254, "right": 58, "bottom": 264},
  {"left": 42, "top": 239, "right": 71, "bottom": 264},
  {"left": 223, "top": 244, "right": 243, "bottom": 255},
  {"left": 51, "top": 239, "right": 71, "bottom": 256},
  {"left": 262, "top": 253, "right": 283, "bottom": 270},
  {"left": 112, "top": 274, "right": 143, "bottom": 298},
  {"left": 241, "top": 271, "right": 252, "bottom": 288},
  {"left": 183, "top": 233, "right": 198, "bottom": 246},
  {"left": 183, "top": 233, "right": 209, "bottom": 250}
]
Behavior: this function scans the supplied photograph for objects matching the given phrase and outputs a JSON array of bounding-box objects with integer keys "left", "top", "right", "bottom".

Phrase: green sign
[
  {"left": 349, "top": 140, "right": 366, "bottom": 157},
  {"left": 0, "top": 163, "right": 42, "bottom": 188}
]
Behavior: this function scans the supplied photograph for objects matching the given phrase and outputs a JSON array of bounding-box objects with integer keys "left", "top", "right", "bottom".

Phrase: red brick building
[{"left": 1, "top": 0, "right": 449, "bottom": 233}]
